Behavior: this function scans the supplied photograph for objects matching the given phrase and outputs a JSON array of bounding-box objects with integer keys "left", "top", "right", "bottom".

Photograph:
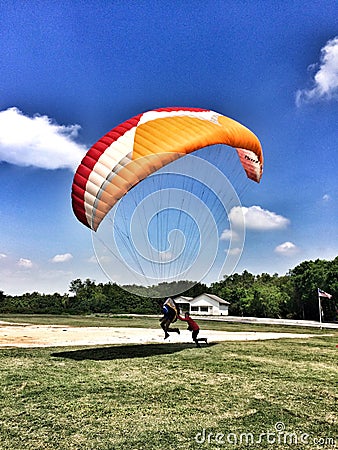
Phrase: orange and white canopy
[{"left": 71, "top": 107, "right": 263, "bottom": 231}]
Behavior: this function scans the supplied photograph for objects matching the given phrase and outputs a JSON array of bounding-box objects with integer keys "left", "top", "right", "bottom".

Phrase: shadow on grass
[{"left": 51, "top": 342, "right": 217, "bottom": 361}]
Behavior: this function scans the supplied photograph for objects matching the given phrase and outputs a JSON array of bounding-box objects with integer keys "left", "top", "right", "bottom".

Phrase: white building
[{"left": 174, "top": 293, "right": 230, "bottom": 316}]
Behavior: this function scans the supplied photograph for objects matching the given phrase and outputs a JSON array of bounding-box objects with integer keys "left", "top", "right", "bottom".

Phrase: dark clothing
[
  {"left": 162, "top": 298, "right": 178, "bottom": 323},
  {"left": 192, "top": 329, "right": 200, "bottom": 341},
  {"left": 160, "top": 299, "right": 180, "bottom": 338},
  {"left": 162, "top": 304, "right": 177, "bottom": 322}
]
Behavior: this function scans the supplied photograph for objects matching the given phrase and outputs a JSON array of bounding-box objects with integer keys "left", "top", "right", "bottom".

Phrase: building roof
[
  {"left": 194, "top": 293, "right": 230, "bottom": 305},
  {"left": 174, "top": 296, "right": 193, "bottom": 302},
  {"left": 174, "top": 293, "right": 230, "bottom": 305}
]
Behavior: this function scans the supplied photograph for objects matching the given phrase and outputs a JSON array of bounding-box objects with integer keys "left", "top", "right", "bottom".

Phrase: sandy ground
[{"left": 0, "top": 322, "right": 322, "bottom": 348}]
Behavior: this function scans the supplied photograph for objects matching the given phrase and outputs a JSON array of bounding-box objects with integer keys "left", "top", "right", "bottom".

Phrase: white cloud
[
  {"left": 227, "top": 247, "right": 242, "bottom": 256},
  {"left": 96, "top": 255, "right": 113, "bottom": 264},
  {"left": 51, "top": 253, "right": 73, "bottom": 263},
  {"left": 274, "top": 241, "right": 299, "bottom": 256},
  {"left": 87, "top": 255, "right": 98, "bottom": 264},
  {"left": 0, "top": 253, "right": 7, "bottom": 260},
  {"left": 220, "top": 228, "right": 240, "bottom": 241},
  {"left": 322, "top": 194, "right": 330, "bottom": 202},
  {"left": 229, "top": 205, "right": 290, "bottom": 231},
  {"left": 0, "top": 107, "right": 86, "bottom": 170},
  {"left": 296, "top": 36, "right": 338, "bottom": 106},
  {"left": 17, "top": 258, "right": 33, "bottom": 268}
]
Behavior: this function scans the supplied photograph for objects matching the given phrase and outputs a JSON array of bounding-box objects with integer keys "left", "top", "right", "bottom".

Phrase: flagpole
[
  {"left": 318, "top": 289, "right": 322, "bottom": 329},
  {"left": 317, "top": 289, "right": 333, "bottom": 328}
]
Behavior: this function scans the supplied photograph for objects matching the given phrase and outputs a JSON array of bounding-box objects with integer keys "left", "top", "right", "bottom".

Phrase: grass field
[{"left": 0, "top": 316, "right": 337, "bottom": 449}]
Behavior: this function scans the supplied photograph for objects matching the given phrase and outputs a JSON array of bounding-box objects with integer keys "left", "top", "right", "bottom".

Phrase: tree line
[{"left": 0, "top": 257, "right": 337, "bottom": 321}]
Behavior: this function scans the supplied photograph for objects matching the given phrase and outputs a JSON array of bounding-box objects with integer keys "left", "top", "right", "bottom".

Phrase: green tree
[{"left": 289, "top": 258, "right": 336, "bottom": 320}]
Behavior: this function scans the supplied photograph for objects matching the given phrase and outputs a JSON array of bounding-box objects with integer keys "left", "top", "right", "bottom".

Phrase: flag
[{"left": 318, "top": 288, "right": 332, "bottom": 299}]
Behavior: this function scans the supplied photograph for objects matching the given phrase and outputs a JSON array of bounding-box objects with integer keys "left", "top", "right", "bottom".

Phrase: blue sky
[{"left": 0, "top": 0, "right": 337, "bottom": 295}]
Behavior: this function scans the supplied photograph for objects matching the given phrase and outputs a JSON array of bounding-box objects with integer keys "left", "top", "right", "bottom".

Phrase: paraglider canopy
[{"left": 71, "top": 107, "right": 263, "bottom": 232}]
